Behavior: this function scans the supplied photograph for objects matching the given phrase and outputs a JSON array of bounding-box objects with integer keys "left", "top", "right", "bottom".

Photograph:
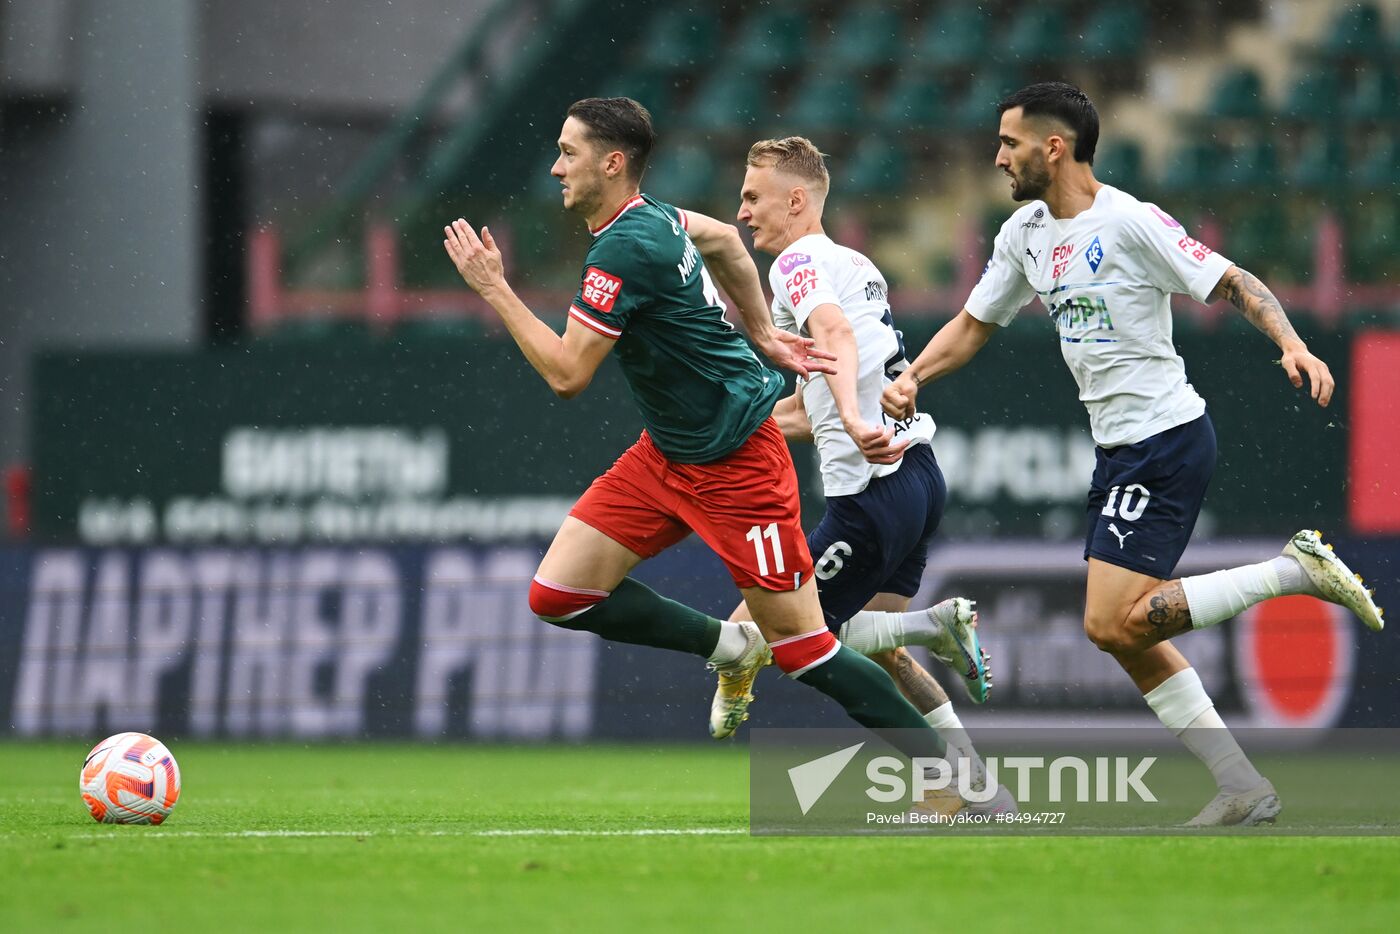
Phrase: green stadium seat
[
  {"left": 785, "top": 73, "right": 864, "bottom": 130},
  {"left": 1344, "top": 201, "right": 1400, "bottom": 281},
  {"left": 645, "top": 143, "right": 719, "bottom": 204},
  {"left": 1282, "top": 66, "right": 1343, "bottom": 122},
  {"left": 1206, "top": 67, "right": 1267, "bottom": 120},
  {"left": 642, "top": 8, "right": 720, "bottom": 72},
  {"left": 1290, "top": 134, "right": 1348, "bottom": 189},
  {"left": 1226, "top": 203, "right": 1300, "bottom": 282},
  {"left": 1093, "top": 140, "right": 1144, "bottom": 192},
  {"left": 732, "top": 7, "right": 808, "bottom": 73},
  {"left": 1351, "top": 133, "right": 1399, "bottom": 189},
  {"left": 1002, "top": 6, "right": 1068, "bottom": 64},
  {"left": 826, "top": 3, "right": 903, "bottom": 70},
  {"left": 688, "top": 71, "right": 764, "bottom": 131},
  {"left": 879, "top": 73, "right": 950, "bottom": 129},
  {"left": 1217, "top": 140, "right": 1279, "bottom": 190},
  {"left": 953, "top": 71, "right": 1024, "bottom": 130},
  {"left": 600, "top": 69, "right": 677, "bottom": 124},
  {"left": 1321, "top": 3, "right": 1388, "bottom": 59},
  {"left": 1344, "top": 65, "right": 1400, "bottom": 121},
  {"left": 1159, "top": 140, "right": 1220, "bottom": 192},
  {"left": 911, "top": 5, "right": 990, "bottom": 69},
  {"left": 843, "top": 138, "right": 908, "bottom": 196},
  {"left": 1078, "top": 5, "right": 1146, "bottom": 61}
]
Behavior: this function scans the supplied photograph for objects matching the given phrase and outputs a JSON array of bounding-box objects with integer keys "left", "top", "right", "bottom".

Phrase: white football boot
[
  {"left": 707, "top": 621, "right": 771, "bottom": 739},
  {"left": 1185, "top": 780, "right": 1282, "bottom": 827},
  {"left": 920, "top": 598, "right": 993, "bottom": 704},
  {"left": 1284, "top": 529, "right": 1384, "bottom": 631}
]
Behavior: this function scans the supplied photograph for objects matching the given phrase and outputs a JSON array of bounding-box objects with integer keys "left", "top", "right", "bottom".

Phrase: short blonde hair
[{"left": 746, "top": 136, "right": 830, "bottom": 195}]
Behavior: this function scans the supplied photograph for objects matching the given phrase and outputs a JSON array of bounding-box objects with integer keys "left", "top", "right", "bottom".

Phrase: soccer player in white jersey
[
  {"left": 881, "top": 82, "right": 1384, "bottom": 826},
  {"left": 705, "top": 137, "right": 997, "bottom": 788}
]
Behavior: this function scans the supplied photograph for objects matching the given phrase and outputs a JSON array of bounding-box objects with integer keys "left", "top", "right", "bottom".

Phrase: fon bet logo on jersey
[{"left": 581, "top": 267, "right": 622, "bottom": 312}]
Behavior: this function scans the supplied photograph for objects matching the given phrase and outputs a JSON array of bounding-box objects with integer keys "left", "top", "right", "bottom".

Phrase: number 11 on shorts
[{"left": 746, "top": 523, "right": 786, "bottom": 577}]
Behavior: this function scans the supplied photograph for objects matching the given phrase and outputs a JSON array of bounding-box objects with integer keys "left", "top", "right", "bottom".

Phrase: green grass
[{"left": 1, "top": 742, "right": 1397, "bottom": 932}]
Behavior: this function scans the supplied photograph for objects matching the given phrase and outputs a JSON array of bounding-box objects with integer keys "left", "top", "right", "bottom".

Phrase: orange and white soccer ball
[{"left": 79, "top": 732, "right": 182, "bottom": 824}]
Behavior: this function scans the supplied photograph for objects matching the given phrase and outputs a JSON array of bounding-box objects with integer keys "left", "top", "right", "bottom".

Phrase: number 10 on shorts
[
  {"left": 746, "top": 523, "right": 786, "bottom": 577},
  {"left": 1101, "top": 483, "right": 1150, "bottom": 520}
]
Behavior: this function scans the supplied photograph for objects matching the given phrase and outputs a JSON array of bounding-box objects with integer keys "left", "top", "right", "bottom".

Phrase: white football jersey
[
  {"left": 966, "top": 185, "right": 1232, "bottom": 448},
  {"left": 769, "top": 233, "right": 935, "bottom": 496}
]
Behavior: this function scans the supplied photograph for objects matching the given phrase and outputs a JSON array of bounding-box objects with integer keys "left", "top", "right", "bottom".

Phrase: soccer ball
[{"left": 79, "top": 732, "right": 182, "bottom": 825}]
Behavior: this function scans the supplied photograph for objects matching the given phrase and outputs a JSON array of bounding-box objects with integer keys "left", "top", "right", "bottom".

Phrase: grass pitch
[{"left": 1, "top": 742, "right": 1397, "bottom": 932}]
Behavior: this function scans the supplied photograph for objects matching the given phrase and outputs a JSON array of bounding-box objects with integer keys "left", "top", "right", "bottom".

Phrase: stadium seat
[
  {"left": 953, "top": 72, "right": 1024, "bottom": 129},
  {"left": 732, "top": 7, "right": 808, "bottom": 73},
  {"left": 1351, "top": 133, "right": 1399, "bottom": 190},
  {"left": 645, "top": 142, "right": 719, "bottom": 204},
  {"left": 1290, "top": 134, "right": 1348, "bottom": 189},
  {"left": 1206, "top": 67, "right": 1267, "bottom": 120},
  {"left": 1217, "top": 140, "right": 1279, "bottom": 190},
  {"left": 1001, "top": 5, "right": 1068, "bottom": 64},
  {"left": 1160, "top": 140, "right": 1220, "bottom": 192},
  {"left": 785, "top": 73, "right": 864, "bottom": 130},
  {"left": 879, "top": 73, "right": 949, "bottom": 129},
  {"left": 1344, "top": 65, "right": 1400, "bottom": 121},
  {"left": 843, "top": 138, "right": 908, "bottom": 196},
  {"left": 601, "top": 70, "right": 677, "bottom": 124},
  {"left": 911, "top": 5, "right": 991, "bottom": 69},
  {"left": 1093, "top": 140, "right": 1144, "bottom": 192},
  {"left": 825, "top": 3, "right": 903, "bottom": 70},
  {"left": 642, "top": 8, "right": 720, "bottom": 72},
  {"left": 1226, "top": 202, "right": 1300, "bottom": 282},
  {"left": 688, "top": 71, "right": 764, "bottom": 131},
  {"left": 1282, "top": 67, "right": 1343, "bottom": 123},
  {"left": 1078, "top": 4, "right": 1146, "bottom": 61},
  {"left": 1321, "top": 3, "right": 1388, "bottom": 59}
]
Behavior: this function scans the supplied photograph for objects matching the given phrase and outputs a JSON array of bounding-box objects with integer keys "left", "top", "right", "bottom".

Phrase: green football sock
[
  {"left": 549, "top": 577, "right": 722, "bottom": 658},
  {"left": 797, "top": 644, "right": 947, "bottom": 759}
]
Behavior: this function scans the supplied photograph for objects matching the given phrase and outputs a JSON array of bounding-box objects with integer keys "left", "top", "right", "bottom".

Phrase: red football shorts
[{"left": 569, "top": 418, "right": 814, "bottom": 591}]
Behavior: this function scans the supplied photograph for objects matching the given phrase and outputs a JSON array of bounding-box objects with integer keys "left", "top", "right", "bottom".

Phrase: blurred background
[{"left": 1, "top": 0, "right": 1397, "bottom": 743}]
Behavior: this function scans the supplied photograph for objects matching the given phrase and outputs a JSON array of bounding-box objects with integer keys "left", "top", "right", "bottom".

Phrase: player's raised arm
[
  {"left": 1209, "top": 265, "right": 1335, "bottom": 407},
  {"left": 444, "top": 219, "right": 613, "bottom": 399},
  {"left": 882, "top": 310, "right": 1000, "bottom": 420},
  {"left": 681, "top": 208, "right": 836, "bottom": 379}
]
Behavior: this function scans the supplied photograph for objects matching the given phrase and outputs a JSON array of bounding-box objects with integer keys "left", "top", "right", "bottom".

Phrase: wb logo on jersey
[{"left": 1085, "top": 236, "right": 1105, "bottom": 273}]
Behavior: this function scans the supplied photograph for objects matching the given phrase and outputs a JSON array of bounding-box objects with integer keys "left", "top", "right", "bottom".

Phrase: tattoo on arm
[
  {"left": 1213, "top": 266, "right": 1302, "bottom": 349},
  {"left": 893, "top": 650, "right": 950, "bottom": 711},
  {"left": 1144, "top": 582, "right": 1194, "bottom": 642}
]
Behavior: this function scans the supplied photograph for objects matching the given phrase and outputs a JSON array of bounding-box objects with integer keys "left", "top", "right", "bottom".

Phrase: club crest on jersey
[
  {"left": 1086, "top": 236, "right": 1105, "bottom": 273},
  {"left": 779, "top": 253, "right": 812, "bottom": 275},
  {"left": 1149, "top": 205, "right": 1182, "bottom": 229},
  {"left": 582, "top": 267, "right": 622, "bottom": 312}
]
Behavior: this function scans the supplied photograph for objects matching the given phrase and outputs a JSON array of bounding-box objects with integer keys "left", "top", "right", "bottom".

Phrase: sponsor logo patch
[
  {"left": 779, "top": 253, "right": 812, "bottom": 275},
  {"left": 581, "top": 267, "right": 622, "bottom": 313}
]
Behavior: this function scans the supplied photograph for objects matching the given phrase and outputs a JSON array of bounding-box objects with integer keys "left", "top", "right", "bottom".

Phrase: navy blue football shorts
[
  {"left": 807, "top": 441, "right": 947, "bottom": 632},
  {"left": 1083, "top": 412, "right": 1217, "bottom": 579}
]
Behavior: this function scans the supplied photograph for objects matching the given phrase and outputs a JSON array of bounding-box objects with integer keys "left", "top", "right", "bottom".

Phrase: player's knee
[
  {"left": 1083, "top": 615, "right": 1137, "bottom": 655},
  {"left": 528, "top": 575, "right": 608, "bottom": 625}
]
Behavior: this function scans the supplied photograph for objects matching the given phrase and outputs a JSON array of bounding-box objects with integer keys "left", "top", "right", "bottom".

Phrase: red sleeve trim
[{"left": 568, "top": 304, "right": 622, "bottom": 339}]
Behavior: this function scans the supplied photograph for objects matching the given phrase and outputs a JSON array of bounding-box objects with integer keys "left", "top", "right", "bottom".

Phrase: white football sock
[
  {"left": 1144, "top": 668, "right": 1264, "bottom": 794},
  {"left": 839, "top": 609, "right": 942, "bottom": 655},
  {"left": 1179, "top": 556, "right": 1314, "bottom": 630},
  {"left": 925, "top": 701, "right": 985, "bottom": 779},
  {"left": 708, "top": 621, "right": 751, "bottom": 667}
]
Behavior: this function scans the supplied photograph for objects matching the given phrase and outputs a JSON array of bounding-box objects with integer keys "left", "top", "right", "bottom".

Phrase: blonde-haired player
[{"left": 709, "top": 137, "right": 998, "bottom": 792}]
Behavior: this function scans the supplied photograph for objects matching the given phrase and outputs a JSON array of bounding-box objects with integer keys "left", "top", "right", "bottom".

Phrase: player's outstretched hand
[
  {"left": 881, "top": 373, "right": 919, "bottom": 421},
  {"left": 852, "top": 421, "right": 909, "bottom": 465},
  {"left": 1280, "top": 345, "right": 1335, "bottom": 407},
  {"left": 763, "top": 331, "right": 838, "bottom": 379},
  {"left": 443, "top": 219, "right": 506, "bottom": 296}
]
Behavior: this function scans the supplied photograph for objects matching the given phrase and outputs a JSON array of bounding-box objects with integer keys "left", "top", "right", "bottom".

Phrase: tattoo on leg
[
  {"left": 894, "top": 650, "right": 950, "bottom": 712},
  {"left": 1144, "top": 582, "right": 1193, "bottom": 642}
]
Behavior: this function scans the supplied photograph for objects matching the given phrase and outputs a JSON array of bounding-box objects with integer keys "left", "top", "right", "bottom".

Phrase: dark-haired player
[
  {"left": 883, "top": 81, "right": 1383, "bottom": 826},
  {"left": 444, "top": 98, "right": 1002, "bottom": 813}
]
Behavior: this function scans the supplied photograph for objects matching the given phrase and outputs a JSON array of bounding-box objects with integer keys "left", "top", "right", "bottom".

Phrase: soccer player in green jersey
[{"left": 444, "top": 98, "right": 1001, "bottom": 813}]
